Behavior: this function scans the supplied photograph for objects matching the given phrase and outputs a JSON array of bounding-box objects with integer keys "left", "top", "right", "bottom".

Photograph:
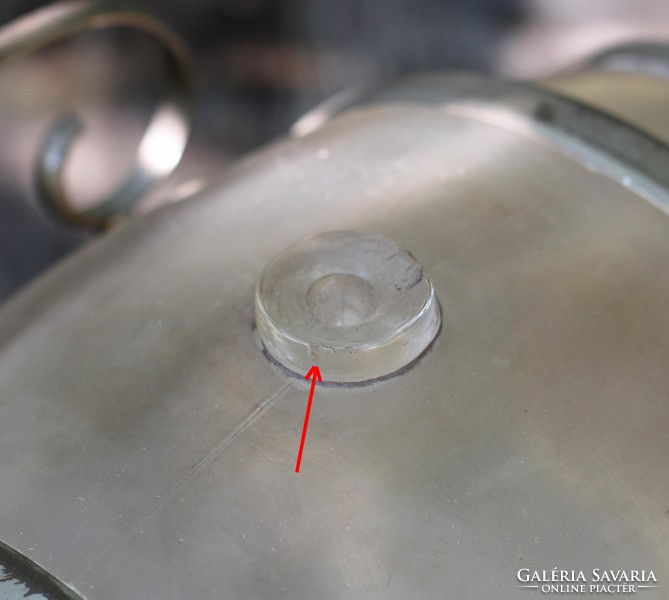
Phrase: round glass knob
[{"left": 255, "top": 230, "right": 441, "bottom": 383}]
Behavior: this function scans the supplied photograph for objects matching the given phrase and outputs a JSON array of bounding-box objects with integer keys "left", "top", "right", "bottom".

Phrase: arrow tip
[{"left": 305, "top": 365, "right": 322, "bottom": 383}]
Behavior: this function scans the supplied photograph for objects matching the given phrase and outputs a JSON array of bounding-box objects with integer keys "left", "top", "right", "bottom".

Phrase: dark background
[{"left": 1, "top": 0, "right": 668, "bottom": 302}]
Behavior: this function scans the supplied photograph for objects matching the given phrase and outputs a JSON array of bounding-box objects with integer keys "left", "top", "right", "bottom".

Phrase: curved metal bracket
[
  {"left": 566, "top": 42, "right": 669, "bottom": 80},
  {"left": 0, "top": 1, "right": 193, "bottom": 230}
]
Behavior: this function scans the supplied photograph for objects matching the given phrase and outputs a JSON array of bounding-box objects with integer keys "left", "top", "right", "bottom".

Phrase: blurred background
[{"left": 2, "top": 0, "right": 669, "bottom": 302}]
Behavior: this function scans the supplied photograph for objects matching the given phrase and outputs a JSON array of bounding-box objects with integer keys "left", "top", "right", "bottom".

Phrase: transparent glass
[{"left": 255, "top": 230, "right": 441, "bottom": 383}]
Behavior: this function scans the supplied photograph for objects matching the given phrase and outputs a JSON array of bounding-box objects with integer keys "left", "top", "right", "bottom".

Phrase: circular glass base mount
[{"left": 255, "top": 230, "right": 441, "bottom": 383}]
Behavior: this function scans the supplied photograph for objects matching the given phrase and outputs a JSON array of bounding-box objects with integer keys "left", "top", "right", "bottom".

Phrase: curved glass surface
[{"left": 0, "top": 543, "right": 79, "bottom": 600}]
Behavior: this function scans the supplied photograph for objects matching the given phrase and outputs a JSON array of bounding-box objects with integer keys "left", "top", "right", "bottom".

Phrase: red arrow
[{"left": 295, "top": 365, "right": 322, "bottom": 473}]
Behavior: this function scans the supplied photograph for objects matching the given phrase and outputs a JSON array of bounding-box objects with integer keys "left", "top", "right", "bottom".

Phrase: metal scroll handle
[{"left": 0, "top": 1, "right": 192, "bottom": 230}]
